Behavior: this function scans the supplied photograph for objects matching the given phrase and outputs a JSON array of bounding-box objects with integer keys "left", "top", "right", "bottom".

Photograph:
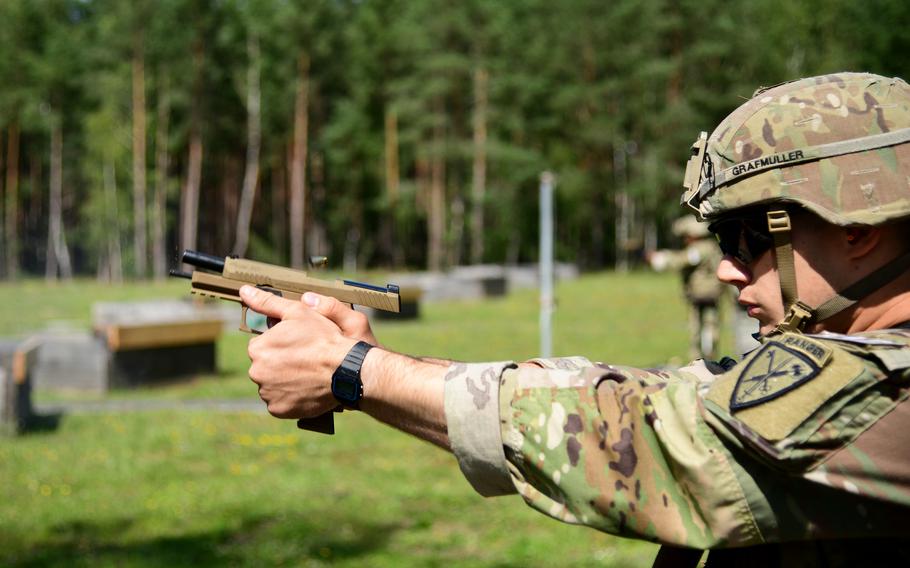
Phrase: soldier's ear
[{"left": 843, "top": 226, "right": 880, "bottom": 260}]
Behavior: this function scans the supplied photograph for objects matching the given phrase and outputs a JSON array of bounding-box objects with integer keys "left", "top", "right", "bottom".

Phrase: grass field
[{"left": 0, "top": 271, "right": 722, "bottom": 566}]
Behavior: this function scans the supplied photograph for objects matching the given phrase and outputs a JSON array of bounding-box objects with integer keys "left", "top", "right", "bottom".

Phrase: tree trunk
[
  {"left": 588, "top": 156, "right": 604, "bottom": 268},
  {"left": 415, "top": 152, "right": 429, "bottom": 215},
  {"left": 0, "top": 130, "right": 4, "bottom": 277},
  {"left": 104, "top": 161, "right": 123, "bottom": 283},
  {"left": 289, "top": 53, "right": 310, "bottom": 269},
  {"left": 470, "top": 66, "right": 488, "bottom": 265},
  {"left": 384, "top": 107, "right": 400, "bottom": 204},
  {"left": 506, "top": 227, "right": 521, "bottom": 266},
  {"left": 29, "top": 150, "right": 42, "bottom": 242},
  {"left": 46, "top": 122, "right": 72, "bottom": 281},
  {"left": 217, "top": 156, "right": 241, "bottom": 251},
  {"left": 644, "top": 218, "right": 657, "bottom": 254},
  {"left": 5, "top": 122, "right": 20, "bottom": 280},
  {"left": 382, "top": 106, "right": 402, "bottom": 266},
  {"left": 180, "top": 42, "right": 205, "bottom": 261},
  {"left": 132, "top": 41, "right": 148, "bottom": 277},
  {"left": 428, "top": 105, "right": 446, "bottom": 271},
  {"left": 180, "top": 131, "right": 203, "bottom": 258},
  {"left": 447, "top": 194, "right": 465, "bottom": 267},
  {"left": 308, "top": 150, "right": 329, "bottom": 259},
  {"left": 151, "top": 73, "right": 170, "bottom": 280},
  {"left": 271, "top": 145, "right": 289, "bottom": 260},
  {"left": 232, "top": 33, "right": 262, "bottom": 257},
  {"left": 615, "top": 189, "right": 634, "bottom": 271},
  {"left": 614, "top": 143, "right": 630, "bottom": 272}
]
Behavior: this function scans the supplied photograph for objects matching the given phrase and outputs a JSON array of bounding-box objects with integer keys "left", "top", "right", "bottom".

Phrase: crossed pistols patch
[{"left": 730, "top": 335, "right": 834, "bottom": 411}]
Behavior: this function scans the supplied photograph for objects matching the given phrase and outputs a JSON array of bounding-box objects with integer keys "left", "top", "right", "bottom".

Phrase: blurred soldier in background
[
  {"left": 649, "top": 216, "right": 725, "bottom": 359},
  {"left": 242, "top": 72, "right": 910, "bottom": 566}
]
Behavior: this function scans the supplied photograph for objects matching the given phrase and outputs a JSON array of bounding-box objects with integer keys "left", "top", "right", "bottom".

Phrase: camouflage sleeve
[
  {"left": 443, "top": 357, "right": 595, "bottom": 496},
  {"left": 444, "top": 361, "right": 519, "bottom": 497},
  {"left": 526, "top": 355, "right": 721, "bottom": 383},
  {"left": 498, "top": 362, "right": 763, "bottom": 548},
  {"left": 524, "top": 356, "right": 594, "bottom": 370},
  {"left": 442, "top": 356, "right": 756, "bottom": 548}
]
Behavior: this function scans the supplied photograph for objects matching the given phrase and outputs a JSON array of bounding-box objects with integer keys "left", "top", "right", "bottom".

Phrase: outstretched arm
[
  {"left": 238, "top": 284, "right": 785, "bottom": 547},
  {"left": 358, "top": 348, "right": 450, "bottom": 448},
  {"left": 239, "top": 285, "right": 451, "bottom": 448}
]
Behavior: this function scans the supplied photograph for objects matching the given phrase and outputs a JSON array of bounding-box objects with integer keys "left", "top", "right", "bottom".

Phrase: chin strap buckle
[
  {"left": 766, "top": 209, "right": 792, "bottom": 233},
  {"left": 773, "top": 300, "right": 816, "bottom": 334}
]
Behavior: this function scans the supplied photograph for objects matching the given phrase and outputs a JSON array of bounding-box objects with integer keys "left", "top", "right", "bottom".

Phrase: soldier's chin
[{"left": 757, "top": 319, "right": 778, "bottom": 337}]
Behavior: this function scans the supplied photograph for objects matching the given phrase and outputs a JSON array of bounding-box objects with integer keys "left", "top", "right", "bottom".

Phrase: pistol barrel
[{"left": 181, "top": 250, "right": 226, "bottom": 273}]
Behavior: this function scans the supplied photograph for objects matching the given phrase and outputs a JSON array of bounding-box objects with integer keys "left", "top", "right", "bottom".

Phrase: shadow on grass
[
  {"left": 10, "top": 411, "right": 63, "bottom": 435},
  {"left": 2, "top": 510, "right": 400, "bottom": 567}
]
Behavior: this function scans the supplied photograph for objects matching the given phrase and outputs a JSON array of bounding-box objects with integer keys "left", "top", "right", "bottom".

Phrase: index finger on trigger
[{"left": 239, "top": 285, "right": 296, "bottom": 319}]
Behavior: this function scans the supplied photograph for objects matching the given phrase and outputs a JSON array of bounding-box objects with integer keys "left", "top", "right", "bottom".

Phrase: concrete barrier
[
  {"left": 93, "top": 299, "right": 226, "bottom": 387},
  {"left": 4, "top": 299, "right": 232, "bottom": 398},
  {"left": 388, "top": 263, "right": 579, "bottom": 303},
  {"left": 27, "top": 331, "right": 108, "bottom": 392}
]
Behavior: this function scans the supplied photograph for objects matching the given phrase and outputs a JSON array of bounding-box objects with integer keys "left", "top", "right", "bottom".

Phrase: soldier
[
  {"left": 241, "top": 72, "right": 910, "bottom": 565},
  {"left": 649, "top": 216, "right": 726, "bottom": 360}
]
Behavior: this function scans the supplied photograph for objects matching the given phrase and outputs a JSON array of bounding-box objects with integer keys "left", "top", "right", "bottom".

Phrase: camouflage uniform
[
  {"left": 650, "top": 218, "right": 725, "bottom": 360},
  {"left": 445, "top": 333, "right": 910, "bottom": 564},
  {"left": 443, "top": 73, "right": 910, "bottom": 565}
]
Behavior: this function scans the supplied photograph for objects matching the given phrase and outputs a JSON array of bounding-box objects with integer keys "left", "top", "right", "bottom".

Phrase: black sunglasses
[{"left": 708, "top": 212, "right": 775, "bottom": 265}]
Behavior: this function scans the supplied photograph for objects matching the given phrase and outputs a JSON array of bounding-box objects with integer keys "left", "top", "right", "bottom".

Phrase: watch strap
[{"left": 331, "top": 340, "right": 372, "bottom": 409}]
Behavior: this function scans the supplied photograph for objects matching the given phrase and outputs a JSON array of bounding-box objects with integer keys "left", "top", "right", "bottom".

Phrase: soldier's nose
[{"left": 716, "top": 255, "right": 751, "bottom": 287}]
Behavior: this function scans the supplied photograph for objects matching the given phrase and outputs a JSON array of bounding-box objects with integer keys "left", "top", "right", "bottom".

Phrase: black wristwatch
[{"left": 331, "top": 341, "right": 373, "bottom": 409}]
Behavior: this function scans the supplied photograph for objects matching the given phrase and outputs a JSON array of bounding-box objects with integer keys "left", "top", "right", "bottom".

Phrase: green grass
[
  {"left": 0, "top": 271, "right": 720, "bottom": 566},
  {"left": 0, "top": 412, "right": 657, "bottom": 567},
  {"left": 0, "top": 278, "right": 190, "bottom": 338}
]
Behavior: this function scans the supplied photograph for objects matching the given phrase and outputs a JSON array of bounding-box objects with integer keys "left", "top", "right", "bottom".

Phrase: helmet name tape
[{"left": 731, "top": 150, "right": 805, "bottom": 177}]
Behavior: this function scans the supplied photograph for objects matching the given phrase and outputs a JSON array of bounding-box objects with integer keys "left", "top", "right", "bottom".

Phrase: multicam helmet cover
[{"left": 682, "top": 72, "right": 910, "bottom": 226}]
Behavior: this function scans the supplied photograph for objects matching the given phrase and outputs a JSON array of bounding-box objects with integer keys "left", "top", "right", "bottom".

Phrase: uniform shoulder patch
[
  {"left": 704, "top": 333, "right": 859, "bottom": 442},
  {"left": 730, "top": 336, "right": 832, "bottom": 411}
]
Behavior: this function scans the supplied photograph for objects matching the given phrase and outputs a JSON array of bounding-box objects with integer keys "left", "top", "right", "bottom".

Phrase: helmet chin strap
[
  {"left": 766, "top": 208, "right": 910, "bottom": 335},
  {"left": 766, "top": 209, "right": 809, "bottom": 334}
]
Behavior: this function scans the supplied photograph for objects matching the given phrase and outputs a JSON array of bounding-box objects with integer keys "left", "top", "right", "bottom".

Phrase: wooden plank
[
  {"left": 104, "top": 321, "right": 223, "bottom": 351},
  {"left": 12, "top": 336, "right": 43, "bottom": 385}
]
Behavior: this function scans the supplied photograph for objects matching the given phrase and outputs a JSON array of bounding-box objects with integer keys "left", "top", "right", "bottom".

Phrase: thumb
[
  {"left": 302, "top": 292, "right": 350, "bottom": 321},
  {"left": 239, "top": 285, "right": 296, "bottom": 319},
  {"left": 303, "top": 292, "right": 371, "bottom": 335}
]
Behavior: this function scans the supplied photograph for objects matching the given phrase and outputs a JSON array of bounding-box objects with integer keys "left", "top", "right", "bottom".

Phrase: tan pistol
[{"left": 171, "top": 249, "right": 401, "bottom": 435}]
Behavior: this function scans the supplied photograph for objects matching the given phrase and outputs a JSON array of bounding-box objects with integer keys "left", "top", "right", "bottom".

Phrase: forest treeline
[{"left": 0, "top": 0, "right": 908, "bottom": 280}]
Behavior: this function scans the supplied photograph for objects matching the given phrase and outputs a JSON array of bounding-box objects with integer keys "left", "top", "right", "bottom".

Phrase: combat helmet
[{"left": 681, "top": 72, "right": 910, "bottom": 334}]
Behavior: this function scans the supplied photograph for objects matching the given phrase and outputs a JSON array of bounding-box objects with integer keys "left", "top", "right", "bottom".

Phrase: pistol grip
[{"left": 296, "top": 407, "right": 343, "bottom": 435}]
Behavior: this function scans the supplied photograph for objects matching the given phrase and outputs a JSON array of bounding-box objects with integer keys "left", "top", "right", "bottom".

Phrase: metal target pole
[{"left": 539, "top": 171, "right": 555, "bottom": 358}]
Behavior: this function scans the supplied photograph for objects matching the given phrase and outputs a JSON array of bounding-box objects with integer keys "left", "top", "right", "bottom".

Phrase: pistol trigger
[{"left": 240, "top": 305, "right": 259, "bottom": 334}]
